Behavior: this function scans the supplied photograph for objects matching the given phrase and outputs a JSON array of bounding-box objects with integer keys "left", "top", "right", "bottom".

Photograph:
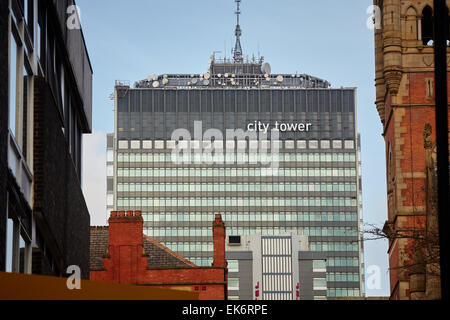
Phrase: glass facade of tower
[{"left": 108, "top": 78, "right": 364, "bottom": 298}]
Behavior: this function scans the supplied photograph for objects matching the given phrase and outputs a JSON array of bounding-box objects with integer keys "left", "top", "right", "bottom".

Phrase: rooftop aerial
[{"left": 131, "top": 0, "right": 330, "bottom": 90}]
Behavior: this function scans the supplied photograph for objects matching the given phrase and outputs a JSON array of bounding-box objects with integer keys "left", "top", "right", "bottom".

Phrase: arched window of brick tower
[
  {"left": 421, "top": 5, "right": 433, "bottom": 45},
  {"left": 405, "top": 7, "right": 418, "bottom": 40}
]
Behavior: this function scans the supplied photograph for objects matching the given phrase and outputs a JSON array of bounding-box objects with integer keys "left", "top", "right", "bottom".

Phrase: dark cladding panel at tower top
[{"left": 116, "top": 88, "right": 356, "bottom": 142}]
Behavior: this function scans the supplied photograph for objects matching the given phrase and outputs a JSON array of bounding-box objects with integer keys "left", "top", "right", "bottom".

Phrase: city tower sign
[{"left": 247, "top": 121, "right": 312, "bottom": 133}]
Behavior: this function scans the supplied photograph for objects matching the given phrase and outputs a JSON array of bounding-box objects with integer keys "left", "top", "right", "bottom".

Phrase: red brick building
[
  {"left": 373, "top": 0, "right": 449, "bottom": 299},
  {"left": 90, "top": 211, "right": 227, "bottom": 300}
]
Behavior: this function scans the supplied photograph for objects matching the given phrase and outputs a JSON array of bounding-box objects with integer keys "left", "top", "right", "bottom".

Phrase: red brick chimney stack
[
  {"left": 107, "top": 210, "right": 144, "bottom": 283},
  {"left": 108, "top": 210, "right": 143, "bottom": 246},
  {"left": 212, "top": 214, "right": 226, "bottom": 267}
]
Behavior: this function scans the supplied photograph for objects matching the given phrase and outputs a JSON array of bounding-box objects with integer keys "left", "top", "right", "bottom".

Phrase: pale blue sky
[{"left": 78, "top": 0, "right": 389, "bottom": 297}]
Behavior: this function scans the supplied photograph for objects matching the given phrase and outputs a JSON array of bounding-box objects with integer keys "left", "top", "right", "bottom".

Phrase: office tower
[
  {"left": 1, "top": 0, "right": 93, "bottom": 277},
  {"left": 107, "top": 0, "right": 363, "bottom": 298}
]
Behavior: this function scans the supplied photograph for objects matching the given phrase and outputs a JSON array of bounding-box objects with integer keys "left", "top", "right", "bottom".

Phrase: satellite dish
[
  {"left": 277, "top": 75, "right": 284, "bottom": 82},
  {"left": 204, "top": 73, "right": 211, "bottom": 80},
  {"left": 217, "top": 73, "right": 222, "bottom": 78},
  {"left": 225, "top": 73, "right": 229, "bottom": 78},
  {"left": 231, "top": 79, "right": 236, "bottom": 85},
  {"left": 187, "top": 81, "right": 191, "bottom": 85},
  {"left": 162, "top": 78, "right": 169, "bottom": 85},
  {"left": 261, "top": 62, "right": 271, "bottom": 75},
  {"left": 152, "top": 81, "right": 160, "bottom": 88},
  {"left": 163, "top": 74, "right": 168, "bottom": 78},
  {"left": 203, "top": 79, "right": 210, "bottom": 86},
  {"left": 147, "top": 74, "right": 156, "bottom": 82},
  {"left": 192, "top": 78, "right": 198, "bottom": 84},
  {"left": 231, "top": 73, "right": 236, "bottom": 78},
  {"left": 218, "top": 80, "right": 222, "bottom": 85}
]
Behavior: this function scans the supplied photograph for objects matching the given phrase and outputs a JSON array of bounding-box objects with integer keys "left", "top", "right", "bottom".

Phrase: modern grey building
[
  {"left": 1, "top": 0, "right": 92, "bottom": 277},
  {"left": 226, "top": 232, "right": 329, "bottom": 300},
  {"left": 107, "top": 1, "right": 364, "bottom": 298}
]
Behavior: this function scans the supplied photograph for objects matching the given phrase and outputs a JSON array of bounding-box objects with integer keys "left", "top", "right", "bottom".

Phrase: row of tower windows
[{"left": 404, "top": 5, "right": 449, "bottom": 46}]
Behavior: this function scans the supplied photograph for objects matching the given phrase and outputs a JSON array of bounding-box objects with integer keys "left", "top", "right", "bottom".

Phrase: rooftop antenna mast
[{"left": 233, "top": 0, "right": 243, "bottom": 63}]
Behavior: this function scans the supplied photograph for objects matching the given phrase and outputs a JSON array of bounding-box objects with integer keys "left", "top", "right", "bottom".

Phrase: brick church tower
[{"left": 373, "top": 0, "right": 449, "bottom": 300}]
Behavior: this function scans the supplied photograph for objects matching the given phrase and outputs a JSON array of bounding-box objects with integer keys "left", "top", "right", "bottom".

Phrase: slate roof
[{"left": 90, "top": 227, "right": 196, "bottom": 270}]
